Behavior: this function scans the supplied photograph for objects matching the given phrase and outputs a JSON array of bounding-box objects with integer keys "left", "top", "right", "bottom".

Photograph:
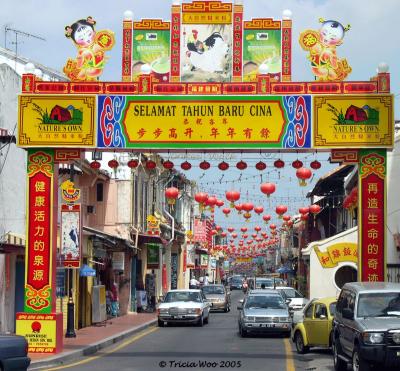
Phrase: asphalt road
[{"left": 40, "top": 290, "right": 334, "bottom": 371}]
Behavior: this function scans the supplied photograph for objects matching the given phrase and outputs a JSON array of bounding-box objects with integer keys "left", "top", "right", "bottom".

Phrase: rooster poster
[
  {"left": 61, "top": 205, "right": 81, "bottom": 268},
  {"left": 181, "top": 24, "right": 232, "bottom": 82}
]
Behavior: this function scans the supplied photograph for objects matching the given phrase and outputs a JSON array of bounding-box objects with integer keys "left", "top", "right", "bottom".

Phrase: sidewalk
[{"left": 29, "top": 312, "right": 157, "bottom": 370}]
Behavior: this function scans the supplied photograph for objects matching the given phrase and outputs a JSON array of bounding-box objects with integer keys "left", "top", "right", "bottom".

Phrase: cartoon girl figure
[
  {"left": 63, "top": 17, "right": 115, "bottom": 81},
  {"left": 300, "top": 19, "right": 352, "bottom": 81}
]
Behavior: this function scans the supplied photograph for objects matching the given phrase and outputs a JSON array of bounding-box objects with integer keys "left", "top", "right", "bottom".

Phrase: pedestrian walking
[{"left": 189, "top": 275, "right": 199, "bottom": 289}]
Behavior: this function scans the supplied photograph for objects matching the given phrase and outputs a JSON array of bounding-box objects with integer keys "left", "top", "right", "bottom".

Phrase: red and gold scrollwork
[
  {"left": 25, "top": 284, "right": 51, "bottom": 311},
  {"left": 28, "top": 151, "right": 53, "bottom": 178},
  {"left": 360, "top": 152, "right": 386, "bottom": 180},
  {"left": 182, "top": 1, "right": 232, "bottom": 12}
]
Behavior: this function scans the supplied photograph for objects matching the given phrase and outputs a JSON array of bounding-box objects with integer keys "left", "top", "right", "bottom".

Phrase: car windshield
[
  {"left": 164, "top": 292, "right": 201, "bottom": 303},
  {"left": 232, "top": 278, "right": 243, "bottom": 284},
  {"left": 329, "top": 302, "right": 337, "bottom": 316},
  {"left": 202, "top": 286, "right": 225, "bottom": 295},
  {"left": 357, "top": 292, "right": 400, "bottom": 317},
  {"left": 255, "top": 279, "right": 273, "bottom": 288},
  {"left": 245, "top": 295, "right": 286, "bottom": 309},
  {"left": 280, "top": 288, "right": 303, "bottom": 298}
]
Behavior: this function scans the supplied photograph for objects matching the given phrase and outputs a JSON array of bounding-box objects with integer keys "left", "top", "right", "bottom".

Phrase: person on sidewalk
[
  {"left": 203, "top": 273, "right": 210, "bottom": 286},
  {"left": 189, "top": 275, "right": 199, "bottom": 289}
]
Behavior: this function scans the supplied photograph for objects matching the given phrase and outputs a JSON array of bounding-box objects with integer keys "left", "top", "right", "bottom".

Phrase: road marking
[
  {"left": 43, "top": 326, "right": 159, "bottom": 370},
  {"left": 284, "top": 338, "right": 296, "bottom": 371}
]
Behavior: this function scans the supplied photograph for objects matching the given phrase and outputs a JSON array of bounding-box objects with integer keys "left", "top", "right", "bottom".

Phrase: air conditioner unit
[{"left": 87, "top": 205, "right": 96, "bottom": 214}]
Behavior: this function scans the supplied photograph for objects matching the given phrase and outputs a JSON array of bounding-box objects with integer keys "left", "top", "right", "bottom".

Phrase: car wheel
[
  {"left": 352, "top": 345, "right": 371, "bottom": 371},
  {"left": 224, "top": 305, "right": 228, "bottom": 312},
  {"left": 197, "top": 315, "right": 204, "bottom": 327},
  {"left": 158, "top": 319, "right": 165, "bottom": 327},
  {"left": 294, "top": 331, "right": 309, "bottom": 354},
  {"left": 239, "top": 325, "right": 247, "bottom": 338},
  {"left": 204, "top": 314, "right": 209, "bottom": 324},
  {"left": 332, "top": 337, "right": 347, "bottom": 371}
]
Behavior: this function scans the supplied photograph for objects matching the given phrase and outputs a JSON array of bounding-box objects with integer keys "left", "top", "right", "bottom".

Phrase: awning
[
  {"left": 0, "top": 232, "right": 25, "bottom": 253},
  {"left": 83, "top": 226, "right": 138, "bottom": 250}
]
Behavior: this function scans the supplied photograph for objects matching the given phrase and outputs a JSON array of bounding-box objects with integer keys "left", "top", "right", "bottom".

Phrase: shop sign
[
  {"left": 186, "top": 243, "right": 196, "bottom": 268},
  {"left": 171, "top": 254, "right": 178, "bottom": 290},
  {"left": 60, "top": 180, "right": 81, "bottom": 203},
  {"left": 200, "top": 254, "right": 209, "bottom": 268},
  {"left": 210, "top": 257, "right": 217, "bottom": 269},
  {"left": 314, "top": 243, "right": 357, "bottom": 268},
  {"left": 146, "top": 215, "right": 161, "bottom": 235},
  {"left": 235, "top": 257, "right": 252, "bottom": 263},
  {"left": 61, "top": 204, "right": 81, "bottom": 268},
  {"left": 97, "top": 95, "right": 312, "bottom": 149},
  {"left": 147, "top": 243, "right": 160, "bottom": 269},
  {"left": 194, "top": 219, "right": 207, "bottom": 244},
  {"left": 18, "top": 95, "right": 96, "bottom": 148},
  {"left": 132, "top": 20, "right": 170, "bottom": 82},
  {"left": 112, "top": 252, "right": 125, "bottom": 271},
  {"left": 359, "top": 150, "right": 386, "bottom": 282},
  {"left": 223, "top": 261, "right": 230, "bottom": 271},
  {"left": 16, "top": 313, "right": 60, "bottom": 353},
  {"left": 314, "top": 95, "right": 394, "bottom": 148},
  {"left": 25, "top": 150, "right": 54, "bottom": 313}
]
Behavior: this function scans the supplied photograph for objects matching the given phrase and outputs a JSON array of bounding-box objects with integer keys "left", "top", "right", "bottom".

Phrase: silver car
[
  {"left": 202, "top": 284, "right": 231, "bottom": 312},
  {"left": 238, "top": 290, "right": 292, "bottom": 337},
  {"left": 274, "top": 286, "right": 309, "bottom": 313},
  {"left": 157, "top": 289, "right": 211, "bottom": 327}
]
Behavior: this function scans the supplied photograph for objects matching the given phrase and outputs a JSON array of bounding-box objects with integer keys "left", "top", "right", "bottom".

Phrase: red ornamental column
[
  {"left": 170, "top": 2, "right": 181, "bottom": 82},
  {"left": 16, "top": 150, "right": 63, "bottom": 353},
  {"left": 358, "top": 149, "right": 387, "bottom": 282},
  {"left": 281, "top": 10, "right": 292, "bottom": 82},
  {"left": 121, "top": 11, "right": 133, "bottom": 82},
  {"left": 232, "top": 2, "right": 243, "bottom": 82}
]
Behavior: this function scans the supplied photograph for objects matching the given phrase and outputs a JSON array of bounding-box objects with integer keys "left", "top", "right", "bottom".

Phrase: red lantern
[
  {"left": 181, "top": 161, "right": 192, "bottom": 170},
  {"left": 242, "top": 234, "right": 248, "bottom": 239},
  {"left": 222, "top": 208, "right": 231, "bottom": 217},
  {"left": 263, "top": 214, "right": 271, "bottom": 224},
  {"left": 226, "top": 190, "right": 240, "bottom": 207},
  {"left": 270, "top": 224, "right": 277, "bottom": 230},
  {"left": 199, "top": 160, "right": 211, "bottom": 170},
  {"left": 292, "top": 160, "right": 303, "bottom": 169},
  {"left": 218, "top": 161, "right": 229, "bottom": 171},
  {"left": 252, "top": 233, "right": 257, "bottom": 238},
  {"left": 255, "top": 161, "right": 267, "bottom": 171},
  {"left": 90, "top": 160, "right": 101, "bottom": 169},
  {"left": 274, "top": 159, "right": 285, "bottom": 169},
  {"left": 260, "top": 183, "right": 276, "bottom": 198},
  {"left": 232, "top": 233, "right": 237, "bottom": 239},
  {"left": 243, "top": 212, "right": 252, "bottom": 222},
  {"left": 216, "top": 199, "right": 224, "bottom": 208},
  {"left": 240, "top": 227, "right": 247, "bottom": 233},
  {"left": 206, "top": 196, "right": 218, "bottom": 208},
  {"left": 301, "top": 213, "right": 309, "bottom": 221},
  {"left": 254, "top": 206, "right": 264, "bottom": 215},
  {"left": 309, "top": 204, "right": 321, "bottom": 215},
  {"left": 163, "top": 160, "right": 174, "bottom": 170},
  {"left": 282, "top": 215, "right": 291, "bottom": 222},
  {"left": 127, "top": 159, "right": 139, "bottom": 169},
  {"left": 215, "top": 225, "right": 222, "bottom": 231},
  {"left": 296, "top": 167, "right": 312, "bottom": 186},
  {"left": 146, "top": 160, "right": 157, "bottom": 169},
  {"left": 254, "top": 226, "right": 261, "bottom": 232},
  {"left": 287, "top": 220, "right": 294, "bottom": 228},
  {"left": 108, "top": 159, "right": 119, "bottom": 169},
  {"left": 195, "top": 192, "right": 208, "bottom": 211},
  {"left": 211, "top": 229, "right": 218, "bottom": 236},
  {"left": 236, "top": 160, "right": 247, "bottom": 170},
  {"left": 165, "top": 187, "right": 179, "bottom": 206},
  {"left": 242, "top": 202, "right": 254, "bottom": 212},
  {"left": 275, "top": 205, "right": 287, "bottom": 218},
  {"left": 234, "top": 203, "right": 243, "bottom": 214},
  {"left": 227, "top": 227, "right": 235, "bottom": 233},
  {"left": 299, "top": 207, "right": 309, "bottom": 215},
  {"left": 310, "top": 160, "right": 321, "bottom": 170},
  {"left": 221, "top": 232, "right": 227, "bottom": 238}
]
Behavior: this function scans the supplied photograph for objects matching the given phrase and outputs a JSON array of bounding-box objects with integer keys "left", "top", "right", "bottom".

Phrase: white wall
[{"left": 303, "top": 227, "right": 357, "bottom": 299}]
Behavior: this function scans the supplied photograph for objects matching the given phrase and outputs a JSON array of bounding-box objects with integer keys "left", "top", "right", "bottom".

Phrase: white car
[
  {"left": 157, "top": 289, "right": 211, "bottom": 327},
  {"left": 274, "top": 287, "right": 309, "bottom": 312},
  {"left": 291, "top": 299, "right": 316, "bottom": 328}
]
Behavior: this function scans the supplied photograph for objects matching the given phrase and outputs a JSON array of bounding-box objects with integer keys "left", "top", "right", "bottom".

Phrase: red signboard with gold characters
[
  {"left": 359, "top": 149, "right": 386, "bottom": 282},
  {"left": 25, "top": 150, "right": 55, "bottom": 313}
]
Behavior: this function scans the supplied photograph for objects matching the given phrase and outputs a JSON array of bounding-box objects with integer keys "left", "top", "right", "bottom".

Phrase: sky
[{"left": 1, "top": 0, "right": 398, "bottom": 231}]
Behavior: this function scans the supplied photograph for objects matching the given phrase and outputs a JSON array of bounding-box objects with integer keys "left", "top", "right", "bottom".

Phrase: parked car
[
  {"left": 292, "top": 299, "right": 316, "bottom": 329},
  {"left": 237, "top": 289, "right": 292, "bottom": 337},
  {"left": 332, "top": 282, "right": 400, "bottom": 371},
  {"left": 157, "top": 289, "right": 211, "bottom": 327},
  {"left": 0, "top": 334, "right": 30, "bottom": 371},
  {"left": 230, "top": 276, "right": 244, "bottom": 290},
  {"left": 202, "top": 284, "right": 231, "bottom": 312},
  {"left": 275, "top": 286, "right": 309, "bottom": 313},
  {"left": 292, "top": 296, "right": 337, "bottom": 354}
]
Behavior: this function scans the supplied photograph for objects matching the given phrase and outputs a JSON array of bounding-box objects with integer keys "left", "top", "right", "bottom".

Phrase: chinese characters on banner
[
  {"left": 25, "top": 151, "right": 54, "bottom": 313},
  {"left": 359, "top": 150, "right": 386, "bottom": 282},
  {"left": 61, "top": 204, "right": 81, "bottom": 268}
]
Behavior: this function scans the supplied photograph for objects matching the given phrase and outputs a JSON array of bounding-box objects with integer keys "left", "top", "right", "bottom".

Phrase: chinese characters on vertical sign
[
  {"left": 25, "top": 151, "right": 54, "bottom": 313},
  {"left": 359, "top": 150, "right": 386, "bottom": 282}
]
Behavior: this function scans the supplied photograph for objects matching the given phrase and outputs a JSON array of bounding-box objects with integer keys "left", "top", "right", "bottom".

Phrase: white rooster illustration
[{"left": 185, "top": 29, "right": 229, "bottom": 73}]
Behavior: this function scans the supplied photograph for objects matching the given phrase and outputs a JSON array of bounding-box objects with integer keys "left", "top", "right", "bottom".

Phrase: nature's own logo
[
  {"left": 327, "top": 103, "right": 379, "bottom": 133},
  {"left": 31, "top": 321, "right": 42, "bottom": 333},
  {"left": 33, "top": 103, "right": 83, "bottom": 132}
]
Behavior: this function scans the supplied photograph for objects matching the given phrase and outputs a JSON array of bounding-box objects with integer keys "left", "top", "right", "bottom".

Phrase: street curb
[{"left": 29, "top": 318, "right": 157, "bottom": 370}]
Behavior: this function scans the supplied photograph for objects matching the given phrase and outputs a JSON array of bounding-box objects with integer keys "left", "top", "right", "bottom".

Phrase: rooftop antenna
[{"left": 4, "top": 26, "right": 45, "bottom": 69}]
